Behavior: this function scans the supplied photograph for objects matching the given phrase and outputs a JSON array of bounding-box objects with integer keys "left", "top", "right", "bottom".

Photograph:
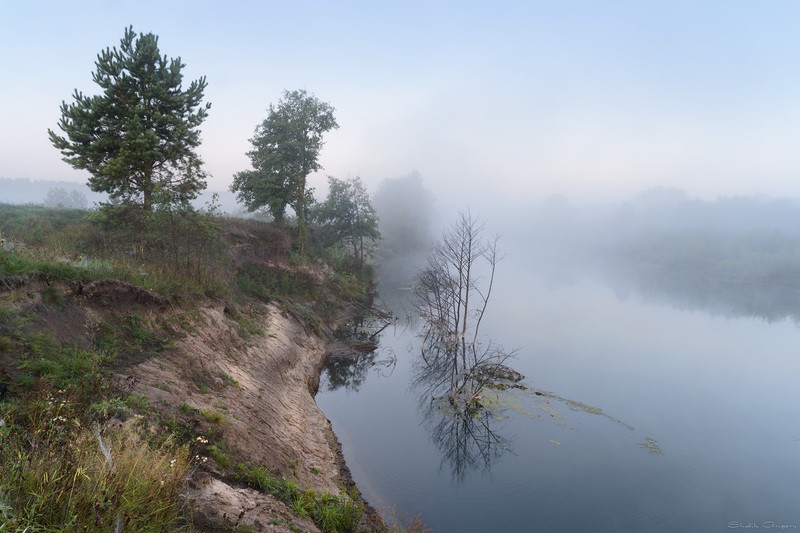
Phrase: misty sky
[{"left": 3, "top": 1, "right": 800, "bottom": 207}]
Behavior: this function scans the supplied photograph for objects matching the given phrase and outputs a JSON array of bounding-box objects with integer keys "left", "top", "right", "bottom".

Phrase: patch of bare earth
[
  {"left": 120, "top": 298, "right": 387, "bottom": 531},
  {"left": 186, "top": 472, "right": 323, "bottom": 533},
  {"left": 1, "top": 277, "right": 384, "bottom": 532},
  {"left": 125, "top": 301, "right": 342, "bottom": 492}
]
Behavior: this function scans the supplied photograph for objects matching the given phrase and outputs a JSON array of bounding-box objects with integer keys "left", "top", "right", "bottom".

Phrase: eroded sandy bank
[{"left": 119, "top": 299, "right": 384, "bottom": 532}]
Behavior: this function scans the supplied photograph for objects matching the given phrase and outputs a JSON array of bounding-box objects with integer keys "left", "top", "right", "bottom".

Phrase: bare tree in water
[
  {"left": 409, "top": 211, "right": 526, "bottom": 481},
  {"left": 412, "top": 210, "right": 500, "bottom": 346}
]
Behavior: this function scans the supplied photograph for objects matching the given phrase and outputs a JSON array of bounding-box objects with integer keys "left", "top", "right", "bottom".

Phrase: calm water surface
[{"left": 316, "top": 251, "right": 800, "bottom": 532}]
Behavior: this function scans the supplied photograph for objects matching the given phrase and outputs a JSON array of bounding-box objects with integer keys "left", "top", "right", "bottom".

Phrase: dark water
[{"left": 316, "top": 251, "right": 800, "bottom": 532}]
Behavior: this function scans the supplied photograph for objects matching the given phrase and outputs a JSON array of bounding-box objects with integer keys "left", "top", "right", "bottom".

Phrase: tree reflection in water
[
  {"left": 409, "top": 211, "right": 522, "bottom": 482},
  {"left": 323, "top": 313, "right": 397, "bottom": 392},
  {"left": 325, "top": 349, "right": 379, "bottom": 392},
  {"left": 411, "top": 331, "right": 517, "bottom": 482}
]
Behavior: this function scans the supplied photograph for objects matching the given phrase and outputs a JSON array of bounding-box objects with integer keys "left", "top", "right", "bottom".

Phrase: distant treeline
[
  {"left": 511, "top": 187, "right": 800, "bottom": 286},
  {"left": 0, "top": 177, "right": 243, "bottom": 214},
  {"left": 0, "top": 178, "right": 103, "bottom": 206},
  {"left": 612, "top": 187, "right": 800, "bottom": 238}
]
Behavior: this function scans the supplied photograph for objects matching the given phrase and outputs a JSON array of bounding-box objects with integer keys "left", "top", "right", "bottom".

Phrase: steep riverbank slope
[
  {"left": 0, "top": 207, "right": 384, "bottom": 532},
  {"left": 125, "top": 299, "right": 368, "bottom": 530}
]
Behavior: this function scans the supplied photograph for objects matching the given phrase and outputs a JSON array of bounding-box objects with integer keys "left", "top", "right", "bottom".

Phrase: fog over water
[
  {"left": 3, "top": 2, "right": 800, "bottom": 530},
  {"left": 313, "top": 178, "right": 800, "bottom": 531},
  {"left": 319, "top": 193, "right": 800, "bottom": 530}
]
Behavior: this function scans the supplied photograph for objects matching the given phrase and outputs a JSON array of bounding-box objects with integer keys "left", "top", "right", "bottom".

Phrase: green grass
[
  {"left": 16, "top": 333, "right": 109, "bottom": 389},
  {"left": 200, "top": 408, "right": 225, "bottom": 424},
  {"left": 0, "top": 250, "right": 108, "bottom": 282},
  {"left": 94, "top": 313, "right": 175, "bottom": 364},
  {"left": 88, "top": 396, "right": 131, "bottom": 420},
  {"left": 0, "top": 204, "right": 373, "bottom": 322},
  {"left": 0, "top": 396, "right": 191, "bottom": 531},
  {"left": 125, "top": 395, "right": 151, "bottom": 411},
  {"left": 238, "top": 464, "right": 364, "bottom": 533},
  {"left": 0, "top": 203, "right": 381, "bottom": 530},
  {"left": 208, "top": 444, "right": 232, "bottom": 468},
  {"left": 0, "top": 289, "right": 193, "bottom": 529},
  {"left": 0, "top": 203, "right": 227, "bottom": 299}
]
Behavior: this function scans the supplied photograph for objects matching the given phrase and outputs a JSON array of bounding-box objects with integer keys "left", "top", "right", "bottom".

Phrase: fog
[
  {"left": 321, "top": 183, "right": 800, "bottom": 532},
  {"left": 4, "top": 2, "right": 800, "bottom": 212},
  {"left": 5, "top": 4, "right": 800, "bottom": 529},
  {"left": 369, "top": 173, "right": 800, "bottom": 331},
  {"left": 4, "top": 3, "right": 800, "bottom": 319}
]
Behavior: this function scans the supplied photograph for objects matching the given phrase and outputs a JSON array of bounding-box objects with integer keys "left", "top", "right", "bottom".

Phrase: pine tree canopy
[{"left": 48, "top": 26, "right": 211, "bottom": 211}]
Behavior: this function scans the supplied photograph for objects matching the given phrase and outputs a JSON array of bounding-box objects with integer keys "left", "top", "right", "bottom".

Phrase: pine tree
[{"left": 48, "top": 27, "right": 211, "bottom": 211}]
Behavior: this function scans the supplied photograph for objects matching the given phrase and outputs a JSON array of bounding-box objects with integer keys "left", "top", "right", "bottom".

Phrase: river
[{"left": 317, "top": 248, "right": 800, "bottom": 532}]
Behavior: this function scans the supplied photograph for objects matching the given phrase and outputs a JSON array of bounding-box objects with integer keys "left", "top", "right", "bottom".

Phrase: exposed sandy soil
[
  {"left": 185, "top": 472, "right": 324, "bottom": 533},
  {"left": 123, "top": 300, "right": 343, "bottom": 493},
  {"left": 119, "top": 296, "right": 386, "bottom": 532},
  {"left": 0, "top": 276, "right": 385, "bottom": 532}
]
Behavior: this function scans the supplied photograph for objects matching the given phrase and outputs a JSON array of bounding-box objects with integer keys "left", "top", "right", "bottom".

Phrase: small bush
[{"left": 240, "top": 464, "right": 284, "bottom": 494}]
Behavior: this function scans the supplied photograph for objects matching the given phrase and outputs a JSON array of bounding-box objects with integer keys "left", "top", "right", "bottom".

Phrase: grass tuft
[
  {"left": 0, "top": 396, "right": 191, "bottom": 531},
  {"left": 238, "top": 464, "right": 364, "bottom": 533}
]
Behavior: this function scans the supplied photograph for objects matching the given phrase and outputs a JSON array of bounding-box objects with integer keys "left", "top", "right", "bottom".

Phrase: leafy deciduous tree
[
  {"left": 230, "top": 90, "right": 338, "bottom": 252},
  {"left": 314, "top": 176, "right": 380, "bottom": 267},
  {"left": 48, "top": 26, "right": 211, "bottom": 211}
]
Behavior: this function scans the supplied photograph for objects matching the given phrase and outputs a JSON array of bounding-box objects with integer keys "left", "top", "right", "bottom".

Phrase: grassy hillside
[{"left": 0, "top": 203, "right": 377, "bottom": 532}]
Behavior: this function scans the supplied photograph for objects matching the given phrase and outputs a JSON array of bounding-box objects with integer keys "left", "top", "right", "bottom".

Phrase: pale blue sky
[{"left": 2, "top": 1, "right": 800, "bottom": 206}]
